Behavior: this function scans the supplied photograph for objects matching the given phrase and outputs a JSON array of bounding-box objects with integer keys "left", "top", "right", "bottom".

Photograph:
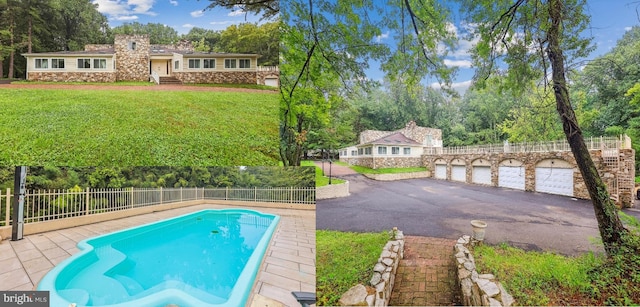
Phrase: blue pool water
[{"left": 37, "top": 209, "right": 280, "bottom": 307}]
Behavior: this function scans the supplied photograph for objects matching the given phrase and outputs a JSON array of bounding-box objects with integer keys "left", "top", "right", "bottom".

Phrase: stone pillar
[{"left": 114, "top": 34, "right": 150, "bottom": 81}]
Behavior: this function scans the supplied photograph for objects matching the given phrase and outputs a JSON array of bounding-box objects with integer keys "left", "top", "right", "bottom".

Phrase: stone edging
[
  {"left": 316, "top": 181, "right": 350, "bottom": 199},
  {"left": 338, "top": 229, "right": 405, "bottom": 306},
  {"left": 363, "top": 171, "right": 430, "bottom": 181},
  {"left": 454, "top": 235, "right": 515, "bottom": 306}
]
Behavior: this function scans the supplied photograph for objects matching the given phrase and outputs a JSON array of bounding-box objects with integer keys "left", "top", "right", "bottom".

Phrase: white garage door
[
  {"left": 435, "top": 164, "right": 447, "bottom": 179},
  {"left": 535, "top": 167, "right": 574, "bottom": 196},
  {"left": 472, "top": 166, "right": 491, "bottom": 185},
  {"left": 451, "top": 165, "right": 466, "bottom": 182},
  {"left": 498, "top": 166, "right": 525, "bottom": 190},
  {"left": 265, "top": 78, "right": 278, "bottom": 87}
]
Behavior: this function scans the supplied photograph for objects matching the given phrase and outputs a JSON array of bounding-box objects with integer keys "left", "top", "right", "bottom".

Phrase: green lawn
[
  {"left": 11, "top": 80, "right": 154, "bottom": 86},
  {"left": 317, "top": 230, "right": 390, "bottom": 306},
  {"left": 474, "top": 211, "right": 640, "bottom": 305},
  {"left": 0, "top": 88, "right": 278, "bottom": 165},
  {"left": 349, "top": 165, "right": 427, "bottom": 174},
  {"left": 301, "top": 160, "right": 345, "bottom": 187}
]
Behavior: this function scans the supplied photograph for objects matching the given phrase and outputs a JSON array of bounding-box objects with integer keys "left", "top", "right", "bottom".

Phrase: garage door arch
[
  {"left": 498, "top": 159, "right": 526, "bottom": 190},
  {"left": 434, "top": 158, "right": 447, "bottom": 179},
  {"left": 451, "top": 158, "right": 466, "bottom": 182},
  {"left": 535, "top": 158, "right": 574, "bottom": 197},
  {"left": 471, "top": 158, "right": 492, "bottom": 185}
]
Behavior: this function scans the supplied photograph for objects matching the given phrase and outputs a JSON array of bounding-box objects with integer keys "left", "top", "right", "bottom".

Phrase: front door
[{"left": 151, "top": 60, "right": 169, "bottom": 76}]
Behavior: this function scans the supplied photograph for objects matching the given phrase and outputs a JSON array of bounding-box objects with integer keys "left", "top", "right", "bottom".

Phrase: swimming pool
[{"left": 37, "top": 209, "right": 280, "bottom": 307}]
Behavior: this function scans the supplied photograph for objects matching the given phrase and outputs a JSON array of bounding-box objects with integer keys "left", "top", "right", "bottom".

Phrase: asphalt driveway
[{"left": 317, "top": 174, "right": 640, "bottom": 255}]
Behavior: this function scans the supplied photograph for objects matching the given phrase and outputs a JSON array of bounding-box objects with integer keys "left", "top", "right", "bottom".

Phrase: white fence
[
  {"left": 424, "top": 135, "right": 629, "bottom": 155},
  {"left": 257, "top": 66, "right": 279, "bottom": 72},
  {"left": 0, "top": 187, "right": 315, "bottom": 227}
]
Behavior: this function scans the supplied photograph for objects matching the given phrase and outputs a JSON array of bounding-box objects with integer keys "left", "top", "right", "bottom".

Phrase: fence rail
[
  {"left": 0, "top": 187, "right": 315, "bottom": 227},
  {"left": 257, "top": 66, "right": 279, "bottom": 72},
  {"left": 424, "top": 135, "right": 629, "bottom": 156}
]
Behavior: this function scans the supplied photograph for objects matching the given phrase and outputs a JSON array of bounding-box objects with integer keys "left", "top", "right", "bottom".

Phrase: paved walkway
[
  {"left": 313, "top": 161, "right": 358, "bottom": 177},
  {"left": 0, "top": 203, "right": 315, "bottom": 307},
  {"left": 389, "top": 236, "right": 460, "bottom": 306}
]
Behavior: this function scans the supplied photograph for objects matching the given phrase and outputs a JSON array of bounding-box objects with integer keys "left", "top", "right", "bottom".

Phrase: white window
[
  {"left": 203, "top": 59, "right": 215, "bottom": 69},
  {"left": 425, "top": 135, "right": 433, "bottom": 146},
  {"left": 392, "top": 147, "right": 400, "bottom": 154},
  {"left": 174, "top": 60, "right": 179, "bottom": 70},
  {"left": 365, "top": 147, "right": 372, "bottom": 155},
  {"left": 129, "top": 41, "right": 136, "bottom": 50},
  {"left": 77, "top": 58, "right": 91, "bottom": 69},
  {"left": 239, "top": 59, "right": 250, "bottom": 68},
  {"left": 51, "top": 59, "right": 64, "bottom": 69},
  {"left": 93, "top": 59, "right": 106, "bottom": 69},
  {"left": 188, "top": 59, "right": 200, "bottom": 69},
  {"left": 35, "top": 59, "right": 48, "bottom": 69},
  {"left": 403, "top": 147, "right": 411, "bottom": 155},
  {"left": 351, "top": 150, "right": 357, "bottom": 156},
  {"left": 378, "top": 146, "right": 387, "bottom": 155},
  {"left": 358, "top": 148, "right": 363, "bottom": 155},
  {"left": 225, "top": 59, "right": 236, "bottom": 68}
]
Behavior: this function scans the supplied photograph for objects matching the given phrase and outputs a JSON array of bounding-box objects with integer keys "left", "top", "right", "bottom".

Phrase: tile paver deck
[
  {"left": 0, "top": 203, "right": 315, "bottom": 307},
  {"left": 389, "top": 236, "right": 461, "bottom": 306}
]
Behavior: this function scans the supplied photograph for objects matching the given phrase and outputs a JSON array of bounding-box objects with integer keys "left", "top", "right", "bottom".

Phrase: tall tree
[
  {"left": 460, "top": 0, "right": 627, "bottom": 254},
  {"left": 203, "top": 0, "right": 279, "bottom": 20}
]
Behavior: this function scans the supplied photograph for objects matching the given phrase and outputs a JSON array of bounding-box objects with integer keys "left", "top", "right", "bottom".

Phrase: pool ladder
[{"left": 292, "top": 292, "right": 316, "bottom": 307}]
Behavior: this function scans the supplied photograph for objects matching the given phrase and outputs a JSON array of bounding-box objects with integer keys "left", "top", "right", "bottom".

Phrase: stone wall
[
  {"left": 257, "top": 70, "right": 279, "bottom": 86},
  {"left": 85, "top": 44, "right": 113, "bottom": 51},
  {"left": 424, "top": 148, "right": 636, "bottom": 207},
  {"left": 27, "top": 72, "right": 116, "bottom": 82},
  {"left": 454, "top": 235, "right": 515, "bottom": 306},
  {"left": 316, "top": 181, "right": 350, "bottom": 199},
  {"left": 114, "top": 34, "right": 150, "bottom": 81},
  {"left": 173, "top": 71, "right": 257, "bottom": 84},
  {"left": 364, "top": 171, "right": 430, "bottom": 181},
  {"left": 338, "top": 229, "right": 405, "bottom": 306},
  {"left": 340, "top": 156, "right": 423, "bottom": 169}
]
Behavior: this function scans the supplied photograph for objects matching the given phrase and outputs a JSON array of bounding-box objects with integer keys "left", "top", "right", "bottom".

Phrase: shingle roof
[{"left": 359, "top": 132, "right": 422, "bottom": 146}]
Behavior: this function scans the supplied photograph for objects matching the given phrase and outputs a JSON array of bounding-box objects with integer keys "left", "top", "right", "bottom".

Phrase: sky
[
  {"left": 91, "top": 0, "right": 265, "bottom": 33},
  {"left": 365, "top": 0, "right": 640, "bottom": 94}
]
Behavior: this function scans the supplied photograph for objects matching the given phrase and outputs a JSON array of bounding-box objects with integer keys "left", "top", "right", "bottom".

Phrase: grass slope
[
  {"left": 301, "top": 160, "right": 345, "bottom": 187},
  {"left": 0, "top": 88, "right": 278, "bottom": 165}
]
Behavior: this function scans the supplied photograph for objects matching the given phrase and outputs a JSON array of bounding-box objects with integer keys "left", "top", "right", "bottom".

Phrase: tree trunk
[
  {"left": 8, "top": 16, "right": 14, "bottom": 79},
  {"left": 547, "top": 0, "right": 627, "bottom": 255}
]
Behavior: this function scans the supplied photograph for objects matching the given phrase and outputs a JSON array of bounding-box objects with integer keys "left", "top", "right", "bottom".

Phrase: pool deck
[{"left": 0, "top": 203, "right": 315, "bottom": 307}]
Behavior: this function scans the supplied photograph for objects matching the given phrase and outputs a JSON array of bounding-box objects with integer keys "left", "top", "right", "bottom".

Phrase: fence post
[
  {"left": 254, "top": 187, "right": 257, "bottom": 202},
  {"left": 85, "top": 187, "right": 90, "bottom": 216},
  {"left": 180, "top": 187, "right": 183, "bottom": 202},
  {"left": 4, "top": 188, "right": 10, "bottom": 226},
  {"left": 160, "top": 187, "right": 163, "bottom": 204},
  {"left": 226, "top": 187, "right": 228, "bottom": 200},
  {"left": 290, "top": 187, "right": 293, "bottom": 204},
  {"left": 130, "top": 188, "right": 134, "bottom": 209}
]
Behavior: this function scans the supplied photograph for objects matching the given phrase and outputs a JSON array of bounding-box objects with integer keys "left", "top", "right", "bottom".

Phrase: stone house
[
  {"left": 339, "top": 121, "right": 443, "bottom": 169},
  {"left": 22, "top": 34, "right": 279, "bottom": 86}
]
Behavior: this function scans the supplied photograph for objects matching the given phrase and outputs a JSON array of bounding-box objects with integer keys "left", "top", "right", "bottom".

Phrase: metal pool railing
[{"left": 1, "top": 187, "right": 315, "bottom": 226}]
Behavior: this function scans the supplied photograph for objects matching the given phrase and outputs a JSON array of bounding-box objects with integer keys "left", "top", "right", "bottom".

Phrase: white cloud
[
  {"left": 92, "top": 0, "right": 156, "bottom": 19},
  {"left": 182, "top": 23, "right": 195, "bottom": 28},
  {"left": 115, "top": 15, "right": 139, "bottom": 21},
  {"left": 191, "top": 10, "right": 204, "bottom": 17},
  {"left": 210, "top": 21, "right": 232, "bottom": 25},
  {"left": 444, "top": 59, "right": 472, "bottom": 68},
  {"left": 228, "top": 5, "right": 246, "bottom": 16},
  {"left": 430, "top": 80, "right": 473, "bottom": 94},
  {"left": 169, "top": 0, "right": 178, "bottom": 5},
  {"left": 624, "top": 26, "right": 632, "bottom": 31},
  {"left": 375, "top": 31, "right": 390, "bottom": 43}
]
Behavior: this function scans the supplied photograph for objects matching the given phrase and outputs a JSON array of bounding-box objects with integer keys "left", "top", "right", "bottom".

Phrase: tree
[
  {"left": 111, "top": 22, "right": 179, "bottom": 44},
  {"left": 217, "top": 22, "right": 279, "bottom": 65},
  {"left": 203, "top": 0, "right": 279, "bottom": 20},
  {"left": 460, "top": 0, "right": 627, "bottom": 254},
  {"left": 280, "top": 0, "right": 454, "bottom": 166}
]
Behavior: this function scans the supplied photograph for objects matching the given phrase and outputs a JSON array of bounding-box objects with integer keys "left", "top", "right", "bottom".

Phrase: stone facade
[
  {"left": 342, "top": 157, "right": 423, "bottom": 169},
  {"left": 27, "top": 72, "right": 116, "bottom": 82},
  {"left": 257, "top": 70, "right": 279, "bottom": 86},
  {"left": 363, "top": 171, "right": 430, "bottom": 181},
  {"left": 114, "top": 34, "right": 150, "bottom": 82},
  {"left": 454, "top": 235, "right": 515, "bottom": 307},
  {"left": 84, "top": 44, "right": 113, "bottom": 51},
  {"left": 424, "top": 148, "right": 636, "bottom": 207},
  {"left": 173, "top": 71, "right": 257, "bottom": 84},
  {"left": 338, "top": 229, "right": 405, "bottom": 306}
]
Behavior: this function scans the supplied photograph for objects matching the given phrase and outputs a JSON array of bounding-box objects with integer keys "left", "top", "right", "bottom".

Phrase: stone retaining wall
[
  {"left": 27, "top": 72, "right": 116, "bottom": 82},
  {"left": 174, "top": 71, "right": 257, "bottom": 84},
  {"left": 454, "top": 235, "right": 515, "bottom": 307},
  {"left": 341, "top": 157, "right": 423, "bottom": 169},
  {"left": 364, "top": 171, "right": 431, "bottom": 181},
  {"left": 338, "top": 229, "right": 405, "bottom": 306},
  {"left": 316, "top": 181, "right": 350, "bottom": 199}
]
